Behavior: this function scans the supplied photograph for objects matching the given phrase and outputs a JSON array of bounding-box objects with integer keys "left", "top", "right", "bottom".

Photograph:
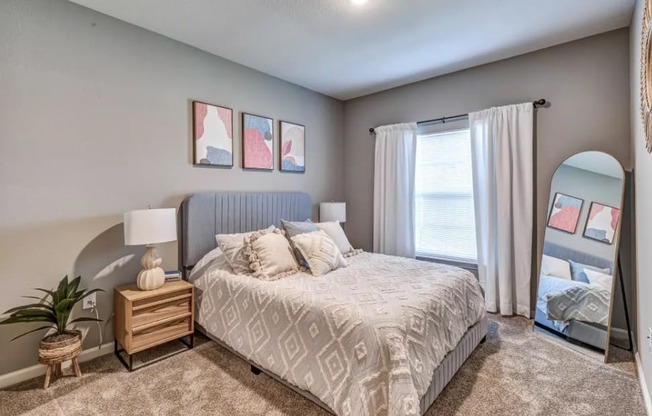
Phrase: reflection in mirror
[{"left": 535, "top": 151, "right": 625, "bottom": 361}]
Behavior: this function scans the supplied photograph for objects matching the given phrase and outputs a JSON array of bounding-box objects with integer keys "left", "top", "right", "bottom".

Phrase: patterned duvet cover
[
  {"left": 190, "top": 251, "right": 485, "bottom": 416},
  {"left": 538, "top": 275, "right": 611, "bottom": 329}
]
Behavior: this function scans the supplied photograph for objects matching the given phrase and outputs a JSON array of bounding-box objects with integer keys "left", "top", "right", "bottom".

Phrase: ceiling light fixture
[{"left": 350, "top": 0, "right": 368, "bottom": 5}]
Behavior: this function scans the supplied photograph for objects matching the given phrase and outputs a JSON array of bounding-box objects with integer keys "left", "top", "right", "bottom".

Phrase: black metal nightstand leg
[
  {"left": 179, "top": 333, "right": 194, "bottom": 349},
  {"left": 114, "top": 335, "right": 194, "bottom": 372}
]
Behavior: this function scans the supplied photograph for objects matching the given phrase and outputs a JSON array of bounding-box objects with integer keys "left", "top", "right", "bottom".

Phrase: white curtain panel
[
  {"left": 373, "top": 122, "right": 417, "bottom": 258},
  {"left": 470, "top": 103, "right": 533, "bottom": 317}
]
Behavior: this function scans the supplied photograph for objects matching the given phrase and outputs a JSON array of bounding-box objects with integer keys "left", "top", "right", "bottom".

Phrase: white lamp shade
[
  {"left": 124, "top": 208, "right": 177, "bottom": 246},
  {"left": 320, "top": 202, "right": 346, "bottom": 223}
]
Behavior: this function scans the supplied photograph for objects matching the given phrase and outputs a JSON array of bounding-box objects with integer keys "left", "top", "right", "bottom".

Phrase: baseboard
[
  {"left": 0, "top": 341, "right": 114, "bottom": 389},
  {"left": 635, "top": 352, "right": 652, "bottom": 415}
]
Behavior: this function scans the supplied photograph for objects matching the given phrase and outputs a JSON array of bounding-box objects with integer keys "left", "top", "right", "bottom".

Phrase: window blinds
[{"left": 415, "top": 128, "right": 477, "bottom": 263}]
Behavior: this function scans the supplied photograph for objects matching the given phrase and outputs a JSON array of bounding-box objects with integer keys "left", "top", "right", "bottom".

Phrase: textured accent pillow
[
  {"left": 291, "top": 230, "right": 348, "bottom": 277},
  {"left": 216, "top": 226, "right": 274, "bottom": 275},
  {"left": 281, "top": 219, "right": 318, "bottom": 267},
  {"left": 314, "top": 221, "right": 354, "bottom": 255},
  {"left": 541, "top": 255, "right": 572, "bottom": 280},
  {"left": 568, "top": 260, "right": 611, "bottom": 284},
  {"left": 244, "top": 229, "right": 299, "bottom": 281}
]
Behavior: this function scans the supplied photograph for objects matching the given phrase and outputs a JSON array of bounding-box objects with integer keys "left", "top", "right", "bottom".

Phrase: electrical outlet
[{"left": 82, "top": 292, "right": 96, "bottom": 310}]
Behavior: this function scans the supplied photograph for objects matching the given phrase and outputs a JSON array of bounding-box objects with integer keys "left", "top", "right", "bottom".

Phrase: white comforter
[{"left": 190, "top": 251, "right": 485, "bottom": 416}]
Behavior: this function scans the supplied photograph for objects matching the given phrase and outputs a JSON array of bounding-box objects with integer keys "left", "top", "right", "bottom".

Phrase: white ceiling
[
  {"left": 69, "top": 0, "right": 635, "bottom": 100},
  {"left": 562, "top": 151, "right": 624, "bottom": 179}
]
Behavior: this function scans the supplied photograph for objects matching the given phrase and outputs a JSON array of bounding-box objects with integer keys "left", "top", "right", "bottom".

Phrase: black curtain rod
[{"left": 369, "top": 99, "right": 547, "bottom": 134}]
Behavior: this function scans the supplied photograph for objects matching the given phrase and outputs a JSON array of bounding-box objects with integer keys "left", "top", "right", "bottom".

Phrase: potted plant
[{"left": 0, "top": 275, "right": 103, "bottom": 388}]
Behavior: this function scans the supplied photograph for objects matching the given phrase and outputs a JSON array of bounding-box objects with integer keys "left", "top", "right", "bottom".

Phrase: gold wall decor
[{"left": 641, "top": 0, "right": 652, "bottom": 152}]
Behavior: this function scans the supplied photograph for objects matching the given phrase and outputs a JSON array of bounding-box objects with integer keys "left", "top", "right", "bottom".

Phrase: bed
[
  {"left": 180, "top": 192, "right": 487, "bottom": 416},
  {"left": 534, "top": 242, "right": 613, "bottom": 350}
]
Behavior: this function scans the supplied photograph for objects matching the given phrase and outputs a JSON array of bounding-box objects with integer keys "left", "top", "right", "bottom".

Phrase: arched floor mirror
[{"left": 534, "top": 151, "right": 628, "bottom": 362}]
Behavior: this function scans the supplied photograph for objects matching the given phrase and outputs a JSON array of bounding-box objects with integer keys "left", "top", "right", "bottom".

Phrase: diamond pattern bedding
[
  {"left": 540, "top": 275, "right": 611, "bottom": 328},
  {"left": 190, "top": 252, "right": 486, "bottom": 416}
]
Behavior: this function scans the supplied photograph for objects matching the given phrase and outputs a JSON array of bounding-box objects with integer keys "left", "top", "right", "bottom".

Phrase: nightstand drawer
[
  {"left": 132, "top": 294, "right": 192, "bottom": 328},
  {"left": 131, "top": 315, "right": 192, "bottom": 352}
]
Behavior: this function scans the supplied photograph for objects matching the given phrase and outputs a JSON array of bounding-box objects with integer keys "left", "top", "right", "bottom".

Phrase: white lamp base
[{"left": 136, "top": 245, "right": 165, "bottom": 291}]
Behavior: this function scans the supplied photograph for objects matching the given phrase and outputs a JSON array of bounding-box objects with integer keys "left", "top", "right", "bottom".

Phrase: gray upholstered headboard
[
  {"left": 543, "top": 241, "right": 614, "bottom": 274},
  {"left": 179, "top": 192, "right": 312, "bottom": 273}
]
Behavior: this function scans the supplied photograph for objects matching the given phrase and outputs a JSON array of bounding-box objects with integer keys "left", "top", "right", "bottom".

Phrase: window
[{"left": 415, "top": 127, "right": 477, "bottom": 264}]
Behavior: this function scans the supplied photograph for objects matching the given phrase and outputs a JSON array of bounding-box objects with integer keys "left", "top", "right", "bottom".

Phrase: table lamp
[
  {"left": 124, "top": 208, "right": 177, "bottom": 291},
  {"left": 319, "top": 202, "right": 346, "bottom": 223}
]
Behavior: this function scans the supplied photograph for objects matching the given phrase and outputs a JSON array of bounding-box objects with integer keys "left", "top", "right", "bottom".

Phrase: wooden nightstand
[{"left": 114, "top": 280, "right": 194, "bottom": 371}]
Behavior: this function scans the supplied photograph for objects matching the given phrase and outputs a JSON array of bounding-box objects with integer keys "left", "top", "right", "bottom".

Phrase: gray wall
[
  {"left": 0, "top": 0, "right": 344, "bottom": 375},
  {"left": 546, "top": 165, "right": 623, "bottom": 262},
  {"left": 630, "top": 0, "right": 652, "bottom": 401},
  {"left": 343, "top": 29, "right": 632, "bottom": 322},
  {"left": 343, "top": 29, "right": 631, "bottom": 258}
]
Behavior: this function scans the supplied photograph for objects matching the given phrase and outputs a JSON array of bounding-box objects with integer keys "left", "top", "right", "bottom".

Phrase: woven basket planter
[
  {"left": 38, "top": 330, "right": 82, "bottom": 364},
  {"left": 38, "top": 330, "right": 82, "bottom": 388}
]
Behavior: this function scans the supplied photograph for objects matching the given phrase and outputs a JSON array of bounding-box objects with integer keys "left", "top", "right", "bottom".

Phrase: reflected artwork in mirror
[{"left": 534, "top": 151, "right": 626, "bottom": 362}]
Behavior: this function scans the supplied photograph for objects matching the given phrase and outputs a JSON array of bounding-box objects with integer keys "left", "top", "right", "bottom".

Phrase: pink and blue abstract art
[
  {"left": 547, "top": 193, "right": 583, "bottom": 233},
  {"left": 280, "top": 121, "right": 305, "bottom": 173},
  {"left": 584, "top": 202, "right": 620, "bottom": 244},
  {"left": 193, "top": 101, "right": 233, "bottom": 167},
  {"left": 242, "top": 113, "right": 273, "bottom": 170}
]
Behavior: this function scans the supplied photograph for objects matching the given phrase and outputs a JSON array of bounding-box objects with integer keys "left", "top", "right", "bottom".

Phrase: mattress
[{"left": 190, "top": 251, "right": 486, "bottom": 416}]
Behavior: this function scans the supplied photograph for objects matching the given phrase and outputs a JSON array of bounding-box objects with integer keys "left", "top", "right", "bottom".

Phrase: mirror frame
[
  {"left": 534, "top": 151, "right": 626, "bottom": 363},
  {"left": 604, "top": 159, "right": 626, "bottom": 361}
]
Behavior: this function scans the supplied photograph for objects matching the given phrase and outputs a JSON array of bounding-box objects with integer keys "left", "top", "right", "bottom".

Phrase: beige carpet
[{"left": 1, "top": 315, "right": 646, "bottom": 416}]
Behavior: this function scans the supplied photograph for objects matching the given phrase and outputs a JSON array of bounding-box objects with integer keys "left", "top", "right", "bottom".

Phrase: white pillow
[
  {"left": 584, "top": 269, "right": 613, "bottom": 292},
  {"left": 216, "top": 226, "right": 275, "bottom": 275},
  {"left": 541, "top": 255, "right": 572, "bottom": 280},
  {"left": 291, "top": 230, "right": 348, "bottom": 277},
  {"left": 194, "top": 247, "right": 227, "bottom": 271},
  {"left": 188, "top": 247, "right": 234, "bottom": 282},
  {"left": 314, "top": 221, "right": 353, "bottom": 255},
  {"left": 245, "top": 229, "right": 299, "bottom": 281}
]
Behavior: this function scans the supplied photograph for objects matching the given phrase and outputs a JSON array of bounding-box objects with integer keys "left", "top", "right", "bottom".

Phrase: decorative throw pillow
[
  {"left": 584, "top": 269, "right": 614, "bottom": 292},
  {"left": 244, "top": 228, "right": 299, "bottom": 281},
  {"left": 568, "top": 260, "right": 611, "bottom": 284},
  {"left": 540, "top": 255, "right": 572, "bottom": 280},
  {"left": 291, "top": 230, "right": 348, "bottom": 277},
  {"left": 281, "top": 219, "right": 318, "bottom": 267},
  {"left": 216, "top": 226, "right": 274, "bottom": 275},
  {"left": 314, "top": 221, "right": 354, "bottom": 255}
]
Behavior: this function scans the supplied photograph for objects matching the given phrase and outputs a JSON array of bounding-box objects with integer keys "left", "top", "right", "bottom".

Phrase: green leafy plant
[{"left": 0, "top": 275, "right": 104, "bottom": 341}]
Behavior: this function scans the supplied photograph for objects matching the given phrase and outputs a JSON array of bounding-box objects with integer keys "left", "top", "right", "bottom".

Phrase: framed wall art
[
  {"left": 583, "top": 202, "right": 621, "bottom": 245},
  {"left": 279, "top": 120, "right": 305, "bottom": 173},
  {"left": 547, "top": 192, "right": 583, "bottom": 234},
  {"left": 242, "top": 112, "right": 273, "bottom": 170},
  {"left": 192, "top": 101, "right": 233, "bottom": 167}
]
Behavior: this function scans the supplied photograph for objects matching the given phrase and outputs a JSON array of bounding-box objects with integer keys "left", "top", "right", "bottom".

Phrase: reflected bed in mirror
[{"left": 535, "top": 151, "right": 626, "bottom": 362}]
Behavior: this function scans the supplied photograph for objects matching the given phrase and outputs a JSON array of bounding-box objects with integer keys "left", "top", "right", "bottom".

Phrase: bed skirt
[
  {"left": 196, "top": 315, "right": 488, "bottom": 415},
  {"left": 419, "top": 315, "right": 488, "bottom": 413}
]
